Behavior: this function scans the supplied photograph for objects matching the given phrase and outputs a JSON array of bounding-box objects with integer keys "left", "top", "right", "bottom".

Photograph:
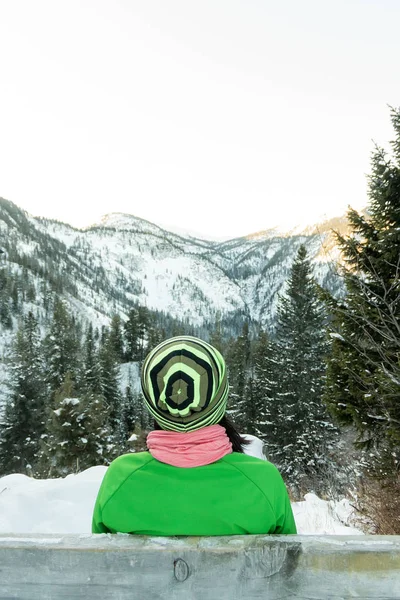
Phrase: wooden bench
[{"left": 1, "top": 534, "right": 400, "bottom": 599}]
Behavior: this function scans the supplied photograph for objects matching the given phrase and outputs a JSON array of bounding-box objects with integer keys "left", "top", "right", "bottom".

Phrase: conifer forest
[{"left": 1, "top": 108, "right": 400, "bottom": 533}]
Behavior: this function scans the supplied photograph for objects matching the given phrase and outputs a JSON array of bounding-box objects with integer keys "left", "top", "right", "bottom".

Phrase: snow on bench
[{"left": 1, "top": 534, "right": 400, "bottom": 600}]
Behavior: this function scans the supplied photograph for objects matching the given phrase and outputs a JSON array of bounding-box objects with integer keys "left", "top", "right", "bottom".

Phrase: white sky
[{"left": 1, "top": 0, "right": 399, "bottom": 238}]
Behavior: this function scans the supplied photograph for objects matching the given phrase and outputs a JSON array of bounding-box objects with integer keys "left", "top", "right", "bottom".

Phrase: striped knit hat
[{"left": 141, "top": 336, "right": 229, "bottom": 433}]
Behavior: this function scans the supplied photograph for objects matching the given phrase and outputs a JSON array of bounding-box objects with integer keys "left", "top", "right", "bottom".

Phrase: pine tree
[
  {"left": 124, "top": 305, "right": 160, "bottom": 361},
  {"left": 119, "top": 387, "right": 152, "bottom": 449},
  {"left": 81, "top": 323, "right": 102, "bottom": 396},
  {"left": 44, "top": 299, "right": 80, "bottom": 398},
  {"left": 109, "top": 314, "right": 125, "bottom": 362},
  {"left": 324, "top": 107, "right": 400, "bottom": 469},
  {"left": 209, "top": 311, "right": 224, "bottom": 354},
  {"left": 226, "top": 322, "right": 251, "bottom": 431},
  {"left": 136, "top": 306, "right": 151, "bottom": 361},
  {"left": 134, "top": 391, "right": 153, "bottom": 430},
  {"left": 251, "top": 330, "right": 278, "bottom": 444},
  {"left": 124, "top": 308, "right": 139, "bottom": 361},
  {"left": 120, "top": 385, "right": 136, "bottom": 444},
  {"left": 0, "top": 270, "right": 12, "bottom": 328},
  {"left": 99, "top": 329, "right": 122, "bottom": 448},
  {"left": 40, "top": 372, "right": 109, "bottom": 477},
  {"left": 0, "top": 312, "right": 45, "bottom": 474},
  {"left": 269, "top": 245, "right": 336, "bottom": 492},
  {"left": 146, "top": 324, "right": 165, "bottom": 352}
]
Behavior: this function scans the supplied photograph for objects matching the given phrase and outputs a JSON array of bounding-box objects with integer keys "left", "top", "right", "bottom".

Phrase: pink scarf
[{"left": 146, "top": 424, "right": 232, "bottom": 468}]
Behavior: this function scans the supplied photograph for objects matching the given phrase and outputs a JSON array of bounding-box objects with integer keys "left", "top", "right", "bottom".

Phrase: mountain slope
[{"left": 0, "top": 197, "right": 348, "bottom": 333}]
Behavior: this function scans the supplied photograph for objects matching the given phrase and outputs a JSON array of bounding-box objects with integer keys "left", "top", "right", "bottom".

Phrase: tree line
[{"left": 0, "top": 303, "right": 167, "bottom": 477}]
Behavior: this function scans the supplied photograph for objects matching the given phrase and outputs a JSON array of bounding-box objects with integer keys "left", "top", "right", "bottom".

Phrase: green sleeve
[
  {"left": 274, "top": 476, "right": 297, "bottom": 534},
  {"left": 91, "top": 495, "right": 110, "bottom": 534},
  {"left": 91, "top": 463, "right": 114, "bottom": 534},
  {"left": 91, "top": 453, "right": 153, "bottom": 534}
]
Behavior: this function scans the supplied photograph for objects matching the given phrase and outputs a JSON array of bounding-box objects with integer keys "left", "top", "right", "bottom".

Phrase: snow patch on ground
[
  {"left": 292, "top": 493, "right": 362, "bottom": 535},
  {"left": 0, "top": 466, "right": 107, "bottom": 534}
]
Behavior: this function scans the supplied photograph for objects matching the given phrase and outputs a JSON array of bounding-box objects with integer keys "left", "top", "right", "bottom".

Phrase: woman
[{"left": 92, "top": 336, "right": 296, "bottom": 535}]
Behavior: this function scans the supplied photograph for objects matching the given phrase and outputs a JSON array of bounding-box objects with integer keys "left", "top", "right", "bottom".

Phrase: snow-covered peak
[
  {"left": 244, "top": 228, "right": 282, "bottom": 241},
  {"left": 90, "top": 212, "right": 167, "bottom": 236}
]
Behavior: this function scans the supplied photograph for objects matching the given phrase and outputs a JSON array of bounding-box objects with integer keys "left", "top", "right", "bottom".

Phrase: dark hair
[
  {"left": 218, "top": 414, "right": 250, "bottom": 453},
  {"left": 153, "top": 414, "right": 250, "bottom": 454}
]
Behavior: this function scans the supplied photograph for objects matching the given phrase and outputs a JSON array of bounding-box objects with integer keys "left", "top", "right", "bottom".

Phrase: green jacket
[{"left": 92, "top": 451, "right": 297, "bottom": 536}]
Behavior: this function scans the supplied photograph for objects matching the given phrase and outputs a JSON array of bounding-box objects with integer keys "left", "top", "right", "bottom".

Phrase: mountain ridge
[{"left": 13, "top": 196, "right": 355, "bottom": 245}]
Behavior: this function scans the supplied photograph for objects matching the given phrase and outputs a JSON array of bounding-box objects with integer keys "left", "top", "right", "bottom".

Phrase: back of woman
[{"left": 92, "top": 336, "right": 296, "bottom": 536}]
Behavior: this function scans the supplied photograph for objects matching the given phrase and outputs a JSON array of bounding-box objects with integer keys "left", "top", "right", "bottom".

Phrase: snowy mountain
[{"left": 0, "top": 197, "right": 347, "bottom": 334}]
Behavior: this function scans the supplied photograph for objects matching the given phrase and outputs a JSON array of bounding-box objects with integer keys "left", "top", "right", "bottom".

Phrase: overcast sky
[{"left": 1, "top": 0, "right": 399, "bottom": 237}]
